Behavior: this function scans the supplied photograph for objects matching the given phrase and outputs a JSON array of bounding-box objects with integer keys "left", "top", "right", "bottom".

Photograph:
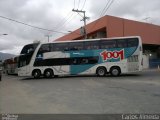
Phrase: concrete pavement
[{"left": 0, "top": 69, "right": 160, "bottom": 113}]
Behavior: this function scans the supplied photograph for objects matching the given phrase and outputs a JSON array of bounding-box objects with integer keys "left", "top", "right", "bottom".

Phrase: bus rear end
[{"left": 126, "top": 36, "right": 143, "bottom": 73}]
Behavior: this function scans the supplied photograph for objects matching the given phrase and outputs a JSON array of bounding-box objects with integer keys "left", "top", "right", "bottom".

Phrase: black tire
[
  {"left": 32, "top": 70, "right": 41, "bottom": 79},
  {"left": 110, "top": 67, "right": 121, "bottom": 76},
  {"left": 96, "top": 67, "right": 107, "bottom": 76},
  {"left": 44, "top": 69, "right": 53, "bottom": 78}
]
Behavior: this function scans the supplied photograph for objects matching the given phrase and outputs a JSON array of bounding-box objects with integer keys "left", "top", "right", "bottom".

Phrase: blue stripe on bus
[
  {"left": 70, "top": 64, "right": 94, "bottom": 75},
  {"left": 65, "top": 47, "right": 137, "bottom": 75}
]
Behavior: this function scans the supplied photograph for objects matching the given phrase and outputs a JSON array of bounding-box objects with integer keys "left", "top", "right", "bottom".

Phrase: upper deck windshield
[
  {"left": 20, "top": 43, "right": 39, "bottom": 55},
  {"left": 18, "top": 43, "right": 39, "bottom": 68}
]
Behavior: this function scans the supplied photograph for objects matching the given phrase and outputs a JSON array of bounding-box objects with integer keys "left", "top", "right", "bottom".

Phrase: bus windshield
[
  {"left": 18, "top": 43, "right": 39, "bottom": 68},
  {"left": 20, "top": 43, "right": 39, "bottom": 55}
]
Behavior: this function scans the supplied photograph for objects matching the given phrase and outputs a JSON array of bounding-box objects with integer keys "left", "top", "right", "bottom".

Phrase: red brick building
[{"left": 56, "top": 15, "right": 160, "bottom": 61}]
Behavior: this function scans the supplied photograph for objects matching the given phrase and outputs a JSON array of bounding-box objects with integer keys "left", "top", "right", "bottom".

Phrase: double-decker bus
[
  {"left": 4, "top": 56, "right": 19, "bottom": 75},
  {"left": 18, "top": 36, "right": 143, "bottom": 78}
]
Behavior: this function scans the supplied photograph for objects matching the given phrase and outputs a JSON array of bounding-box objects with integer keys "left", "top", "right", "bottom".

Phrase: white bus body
[{"left": 18, "top": 36, "right": 143, "bottom": 78}]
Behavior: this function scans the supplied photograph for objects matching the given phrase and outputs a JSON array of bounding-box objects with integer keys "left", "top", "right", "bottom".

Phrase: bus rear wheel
[
  {"left": 32, "top": 70, "right": 41, "bottom": 79},
  {"left": 44, "top": 69, "right": 53, "bottom": 78},
  {"left": 96, "top": 67, "right": 107, "bottom": 77},
  {"left": 110, "top": 67, "right": 121, "bottom": 76}
]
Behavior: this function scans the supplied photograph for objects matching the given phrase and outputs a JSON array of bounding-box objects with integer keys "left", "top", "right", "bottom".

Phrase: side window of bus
[
  {"left": 100, "top": 40, "right": 116, "bottom": 49},
  {"left": 69, "top": 58, "right": 79, "bottom": 65},
  {"left": 128, "top": 38, "right": 138, "bottom": 47},
  {"left": 84, "top": 41, "right": 99, "bottom": 50},
  {"left": 80, "top": 58, "right": 89, "bottom": 64},
  {"left": 80, "top": 57, "right": 99, "bottom": 64},
  {"left": 117, "top": 39, "right": 127, "bottom": 48},
  {"left": 68, "top": 42, "right": 84, "bottom": 51},
  {"left": 51, "top": 43, "right": 69, "bottom": 51},
  {"left": 38, "top": 44, "right": 50, "bottom": 54}
]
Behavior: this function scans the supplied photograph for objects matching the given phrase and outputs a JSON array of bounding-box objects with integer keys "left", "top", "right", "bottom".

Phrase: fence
[{"left": 149, "top": 59, "right": 160, "bottom": 68}]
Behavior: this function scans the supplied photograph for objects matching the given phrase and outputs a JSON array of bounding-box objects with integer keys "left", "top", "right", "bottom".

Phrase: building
[{"left": 56, "top": 15, "right": 160, "bottom": 68}]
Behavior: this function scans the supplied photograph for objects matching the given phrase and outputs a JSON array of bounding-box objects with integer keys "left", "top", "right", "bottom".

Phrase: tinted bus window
[
  {"left": 69, "top": 42, "right": 84, "bottom": 51},
  {"left": 34, "top": 56, "right": 99, "bottom": 66},
  {"left": 18, "top": 54, "right": 32, "bottom": 67},
  {"left": 84, "top": 41, "right": 99, "bottom": 50},
  {"left": 51, "top": 43, "right": 69, "bottom": 51},
  {"left": 117, "top": 39, "right": 127, "bottom": 48},
  {"left": 39, "top": 44, "right": 50, "bottom": 54},
  {"left": 128, "top": 38, "right": 138, "bottom": 47},
  {"left": 21, "top": 43, "right": 39, "bottom": 54},
  {"left": 100, "top": 40, "right": 116, "bottom": 49}
]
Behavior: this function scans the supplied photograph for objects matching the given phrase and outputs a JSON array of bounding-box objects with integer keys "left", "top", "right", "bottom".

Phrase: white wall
[{"left": 142, "top": 54, "right": 149, "bottom": 69}]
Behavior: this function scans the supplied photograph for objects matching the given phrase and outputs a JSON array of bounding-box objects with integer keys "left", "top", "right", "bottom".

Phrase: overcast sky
[{"left": 0, "top": 0, "right": 160, "bottom": 55}]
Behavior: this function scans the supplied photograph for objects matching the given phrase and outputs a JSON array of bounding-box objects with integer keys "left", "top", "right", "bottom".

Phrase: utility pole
[
  {"left": 45, "top": 35, "right": 52, "bottom": 42},
  {"left": 72, "top": 9, "right": 89, "bottom": 39}
]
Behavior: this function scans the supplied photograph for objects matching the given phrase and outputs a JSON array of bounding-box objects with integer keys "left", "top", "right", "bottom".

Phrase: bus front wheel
[
  {"left": 32, "top": 69, "right": 41, "bottom": 79},
  {"left": 110, "top": 67, "right": 121, "bottom": 76}
]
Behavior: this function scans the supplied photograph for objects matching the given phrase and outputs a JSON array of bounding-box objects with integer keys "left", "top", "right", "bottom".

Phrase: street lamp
[
  {"left": 67, "top": 31, "right": 81, "bottom": 35},
  {"left": 0, "top": 33, "right": 8, "bottom": 36}
]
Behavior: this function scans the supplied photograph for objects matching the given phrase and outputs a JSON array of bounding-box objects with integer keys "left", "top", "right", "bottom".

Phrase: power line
[
  {"left": 81, "top": 0, "right": 86, "bottom": 10},
  {"left": 51, "top": 0, "right": 81, "bottom": 33},
  {"left": 77, "top": 12, "right": 83, "bottom": 18},
  {"left": 91, "top": 0, "right": 115, "bottom": 30},
  {"left": 103, "top": 0, "right": 115, "bottom": 16},
  {"left": 0, "top": 15, "right": 68, "bottom": 34},
  {"left": 77, "top": 0, "right": 81, "bottom": 9},
  {"left": 53, "top": 11, "right": 73, "bottom": 29},
  {"left": 99, "top": 0, "right": 113, "bottom": 17},
  {"left": 54, "top": 0, "right": 83, "bottom": 32},
  {"left": 47, "top": 0, "right": 81, "bottom": 36},
  {"left": 74, "top": 0, "right": 76, "bottom": 9},
  {"left": 55, "top": 13, "right": 75, "bottom": 31}
]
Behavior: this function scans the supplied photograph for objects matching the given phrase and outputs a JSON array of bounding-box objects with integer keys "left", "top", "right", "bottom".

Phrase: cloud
[
  {"left": 0, "top": 0, "right": 160, "bottom": 55},
  {"left": 89, "top": 0, "right": 160, "bottom": 24}
]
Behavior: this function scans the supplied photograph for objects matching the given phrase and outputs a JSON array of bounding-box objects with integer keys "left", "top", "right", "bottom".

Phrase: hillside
[{"left": 0, "top": 52, "right": 16, "bottom": 61}]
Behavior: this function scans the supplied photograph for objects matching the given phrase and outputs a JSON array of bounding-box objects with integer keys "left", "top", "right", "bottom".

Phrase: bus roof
[
  {"left": 24, "top": 36, "right": 141, "bottom": 46},
  {"left": 46, "top": 36, "right": 141, "bottom": 44}
]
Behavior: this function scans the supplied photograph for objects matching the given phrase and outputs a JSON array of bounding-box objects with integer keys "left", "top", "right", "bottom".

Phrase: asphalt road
[{"left": 0, "top": 69, "right": 160, "bottom": 114}]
